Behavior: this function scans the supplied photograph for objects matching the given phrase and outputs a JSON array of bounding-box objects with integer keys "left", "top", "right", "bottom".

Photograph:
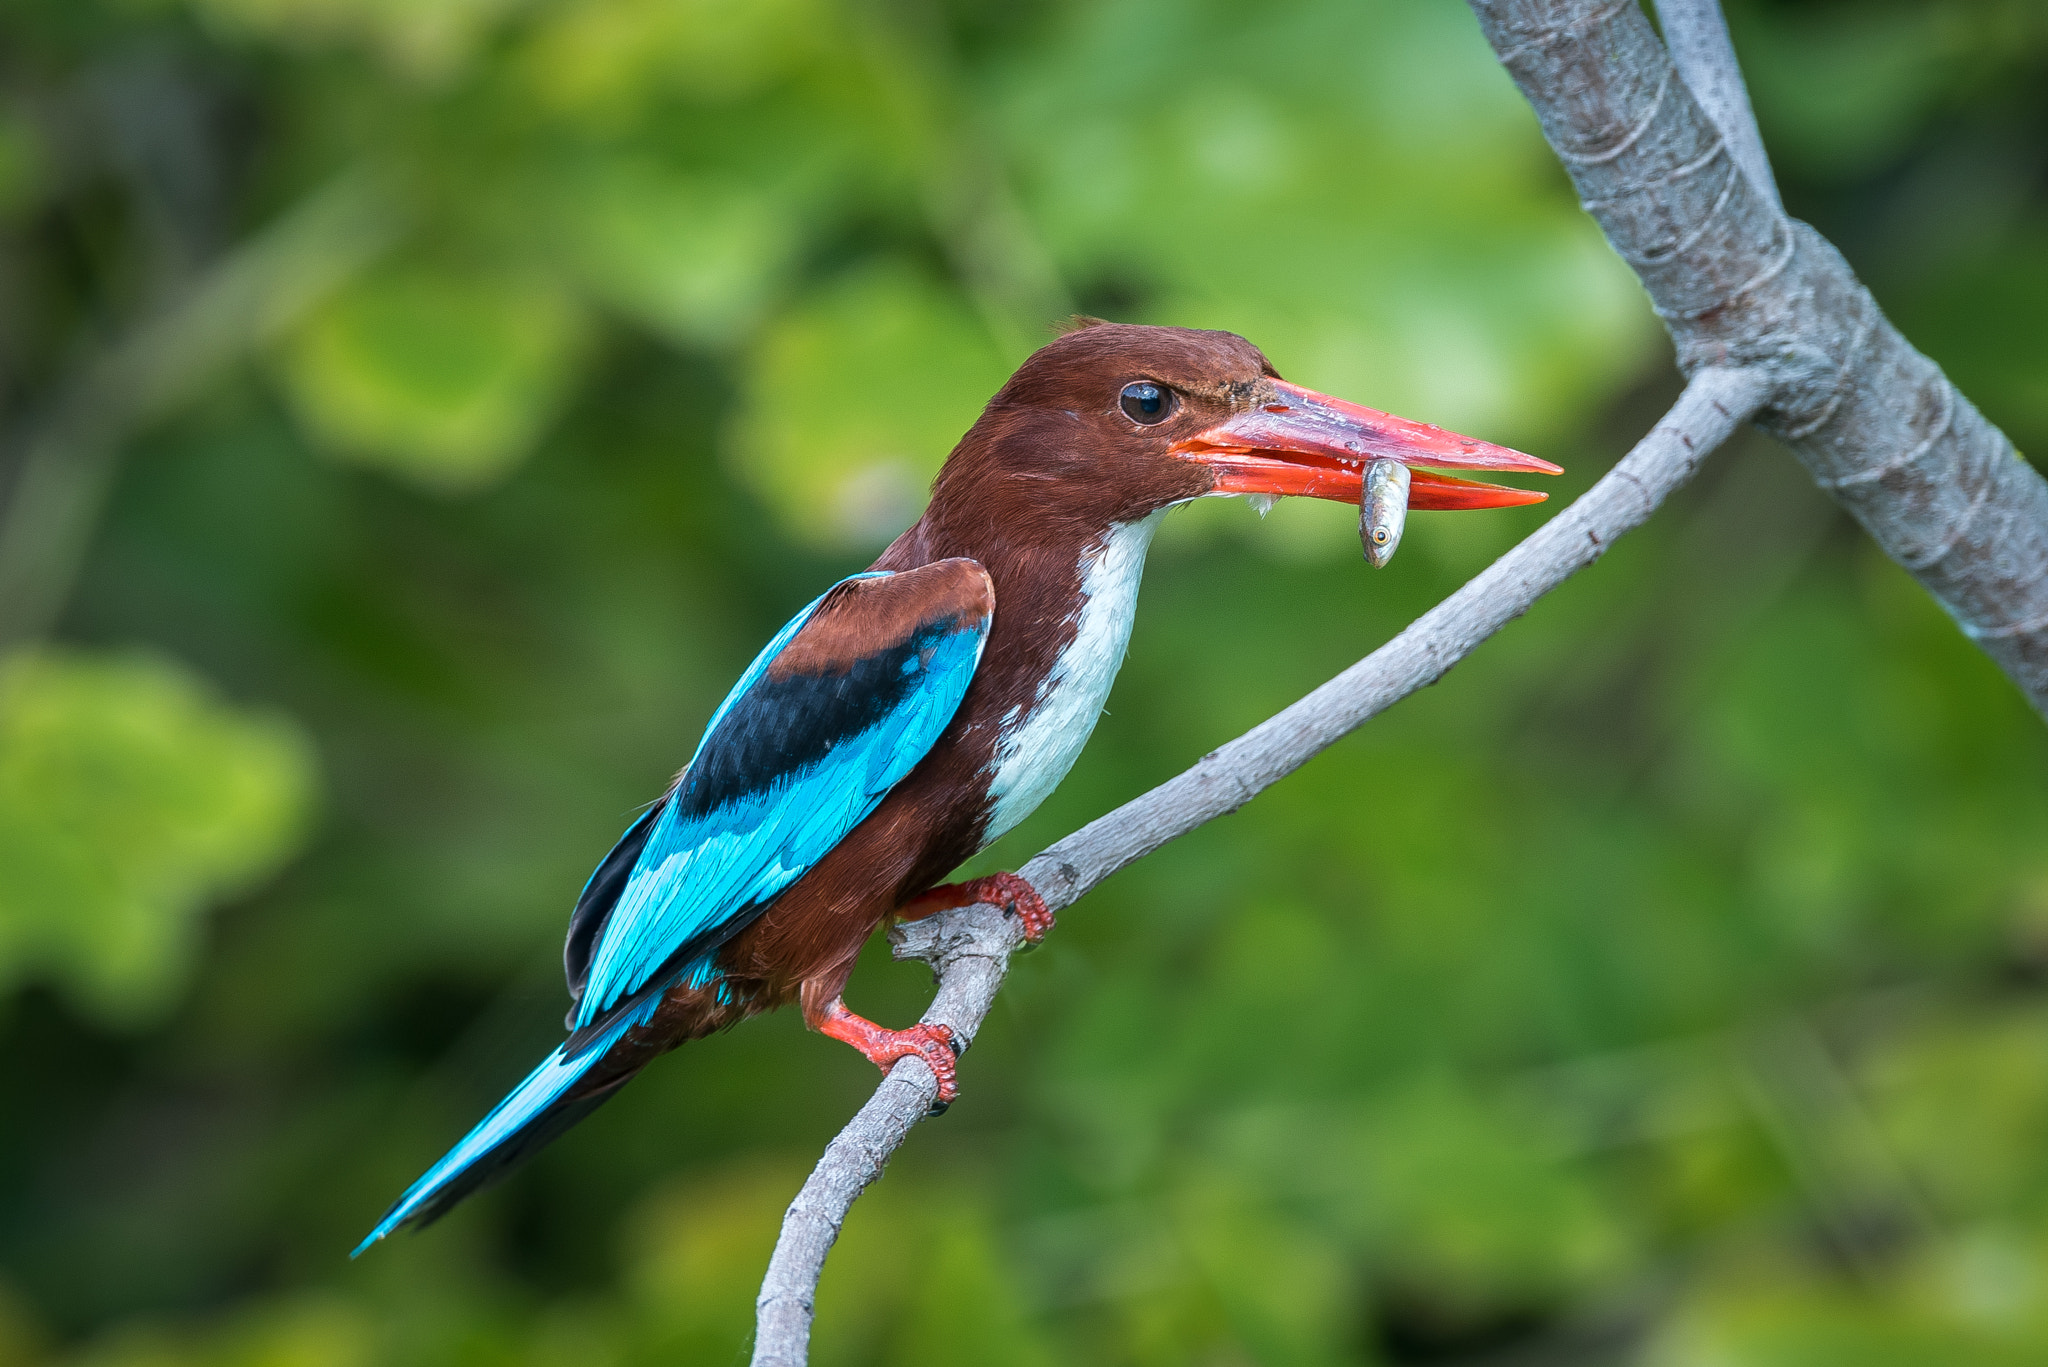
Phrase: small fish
[{"left": 1360, "top": 458, "right": 1410, "bottom": 568}]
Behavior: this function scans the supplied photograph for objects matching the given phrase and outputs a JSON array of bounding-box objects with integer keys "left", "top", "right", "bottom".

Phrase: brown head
[{"left": 921, "top": 320, "right": 1559, "bottom": 550}]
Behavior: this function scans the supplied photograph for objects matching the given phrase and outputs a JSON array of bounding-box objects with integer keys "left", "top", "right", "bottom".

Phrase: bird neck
[
  {"left": 871, "top": 500, "right": 1163, "bottom": 636},
  {"left": 873, "top": 503, "right": 1168, "bottom": 846}
]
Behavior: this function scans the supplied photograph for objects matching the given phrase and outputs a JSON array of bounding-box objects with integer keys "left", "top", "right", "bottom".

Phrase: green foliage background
[{"left": 2, "top": 1, "right": 2047, "bottom": 1363}]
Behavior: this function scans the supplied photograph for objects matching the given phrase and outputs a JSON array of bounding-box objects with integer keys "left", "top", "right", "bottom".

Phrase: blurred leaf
[
  {"left": 1171, "top": 1178, "right": 1353, "bottom": 1367},
  {"left": 1864, "top": 1007, "right": 2048, "bottom": 1222},
  {"left": 277, "top": 263, "right": 587, "bottom": 492},
  {"left": 0, "top": 649, "right": 316, "bottom": 1027},
  {"left": 1646, "top": 1263, "right": 2048, "bottom": 1367},
  {"left": 810, "top": 1175, "right": 1054, "bottom": 1367},
  {"left": 1892, "top": 224, "right": 2048, "bottom": 455},
  {"left": 0, "top": 1280, "right": 47, "bottom": 1367},
  {"left": 519, "top": 0, "right": 831, "bottom": 120},
  {"left": 1736, "top": 0, "right": 2048, "bottom": 185},
  {"left": 62, "top": 1298, "right": 374, "bottom": 1367},
  {"left": 0, "top": 113, "right": 41, "bottom": 220},
  {"left": 559, "top": 158, "right": 801, "bottom": 349},
  {"left": 1741, "top": 3, "right": 1961, "bottom": 179},
  {"left": 1003, "top": 0, "right": 1652, "bottom": 483},
  {"left": 621, "top": 1159, "right": 794, "bottom": 1358},
  {"left": 1352, "top": 1075, "right": 1627, "bottom": 1300},
  {"left": 726, "top": 260, "right": 1009, "bottom": 547},
  {"left": 186, "top": 0, "right": 522, "bottom": 79},
  {"left": 889, "top": 1209, "right": 1058, "bottom": 1367}
]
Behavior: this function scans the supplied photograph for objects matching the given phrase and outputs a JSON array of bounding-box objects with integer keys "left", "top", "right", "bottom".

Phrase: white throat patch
[{"left": 982, "top": 508, "right": 1165, "bottom": 844}]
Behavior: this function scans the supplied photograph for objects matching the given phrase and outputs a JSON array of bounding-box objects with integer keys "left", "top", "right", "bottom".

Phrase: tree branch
[
  {"left": 749, "top": 365, "right": 1772, "bottom": 1367},
  {"left": 1469, "top": 0, "right": 2048, "bottom": 716},
  {"left": 1649, "top": 0, "right": 1782, "bottom": 215}
]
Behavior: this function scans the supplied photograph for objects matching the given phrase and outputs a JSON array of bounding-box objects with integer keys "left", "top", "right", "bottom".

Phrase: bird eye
[{"left": 1120, "top": 381, "right": 1174, "bottom": 425}]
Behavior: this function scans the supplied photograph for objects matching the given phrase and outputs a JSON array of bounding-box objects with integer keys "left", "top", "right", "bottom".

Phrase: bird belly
[{"left": 982, "top": 509, "right": 1164, "bottom": 844}]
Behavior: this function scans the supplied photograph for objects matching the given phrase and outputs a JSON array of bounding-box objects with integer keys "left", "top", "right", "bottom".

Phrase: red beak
[{"left": 1171, "top": 380, "right": 1560, "bottom": 510}]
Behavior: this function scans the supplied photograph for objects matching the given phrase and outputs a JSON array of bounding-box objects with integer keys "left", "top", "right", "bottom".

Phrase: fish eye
[
  {"left": 1371, "top": 527, "right": 1390, "bottom": 544},
  {"left": 1119, "top": 381, "right": 1175, "bottom": 425}
]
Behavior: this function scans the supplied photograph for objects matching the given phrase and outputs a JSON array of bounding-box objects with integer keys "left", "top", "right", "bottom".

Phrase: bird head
[{"left": 930, "top": 320, "right": 1559, "bottom": 541}]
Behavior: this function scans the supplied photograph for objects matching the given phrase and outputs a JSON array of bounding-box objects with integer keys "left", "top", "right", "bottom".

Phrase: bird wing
[{"left": 563, "top": 558, "right": 994, "bottom": 1038}]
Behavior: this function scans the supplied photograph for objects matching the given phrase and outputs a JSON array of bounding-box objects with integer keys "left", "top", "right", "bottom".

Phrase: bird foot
[
  {"left": 815, "top": 1000, "right": 960, "bottom": 1112},
  {"left": 902, "top": 871, "right": 1055, "bottom": 944}
]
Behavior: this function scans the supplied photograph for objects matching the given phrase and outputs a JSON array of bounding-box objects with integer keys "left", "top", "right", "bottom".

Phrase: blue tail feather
[{"left": 353, "top": 1000, "right": 656, "bottom": 1256}]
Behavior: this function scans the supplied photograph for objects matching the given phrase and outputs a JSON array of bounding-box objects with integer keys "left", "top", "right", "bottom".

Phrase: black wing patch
[
  {"left": 563, "top": 802, "right": 662, "bottom": 1023},
  {"left": 676, "top": 625, "right": 949, "bottom": 818}
]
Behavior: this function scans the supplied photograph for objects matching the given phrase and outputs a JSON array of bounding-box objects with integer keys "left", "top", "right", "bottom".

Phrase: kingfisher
[{"left": 356, "top": 320, "right": 1557, "bottom": 1251}]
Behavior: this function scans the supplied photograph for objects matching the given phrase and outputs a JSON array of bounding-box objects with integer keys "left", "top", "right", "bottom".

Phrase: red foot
[
  {"left": 902, "top": 872, "right": 1055, "bottom": 944},
  {"left": 815, "top": 1000, "right": 959, "bottom": 1108}
]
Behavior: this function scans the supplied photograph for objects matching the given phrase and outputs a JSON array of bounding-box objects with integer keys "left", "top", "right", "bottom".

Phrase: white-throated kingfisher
[{"left": 356, "top": 321, "right": 1558, "bottom": 1250}]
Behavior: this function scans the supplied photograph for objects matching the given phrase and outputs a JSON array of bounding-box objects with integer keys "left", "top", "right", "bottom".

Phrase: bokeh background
[{"left": 3, "top": 1, "right": 2048, "bottom": 1363}]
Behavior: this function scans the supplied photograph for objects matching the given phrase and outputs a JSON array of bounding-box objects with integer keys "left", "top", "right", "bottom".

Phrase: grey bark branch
[
  {"left": 750, "top": 366, "right": 1772, "bottom": 1367},
  {"left": 1650, "top": 0, "right": 1782, "bottom": 214},
  {"left": 1470, "top": 0, "right": 2048, "bottom": 715}
]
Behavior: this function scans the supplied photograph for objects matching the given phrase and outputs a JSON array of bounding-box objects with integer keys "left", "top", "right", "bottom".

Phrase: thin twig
[
  {"left": 748, "top": 366, "right": 1774, "bottom": 1367},
  {"left": 1469, "top": 0, "right": 2048, "bottom": 716},
  {"left": 1650, "top": 0, "right": 1782, "bottom": 214}
]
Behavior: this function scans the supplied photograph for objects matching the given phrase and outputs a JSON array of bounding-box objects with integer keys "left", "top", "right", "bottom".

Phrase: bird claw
[
  {"left": 992, "top": 873, "right": 1056, "bottom": 946},
  {"left": 906, "top": 872, "right": 1054, "bottom": 946},
  {"left": 817, "top": 1002, "right": 960, "bottom": 1108},
  {"left": 871, "top": 1022, "right": 960, "bottom": 1111}
]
